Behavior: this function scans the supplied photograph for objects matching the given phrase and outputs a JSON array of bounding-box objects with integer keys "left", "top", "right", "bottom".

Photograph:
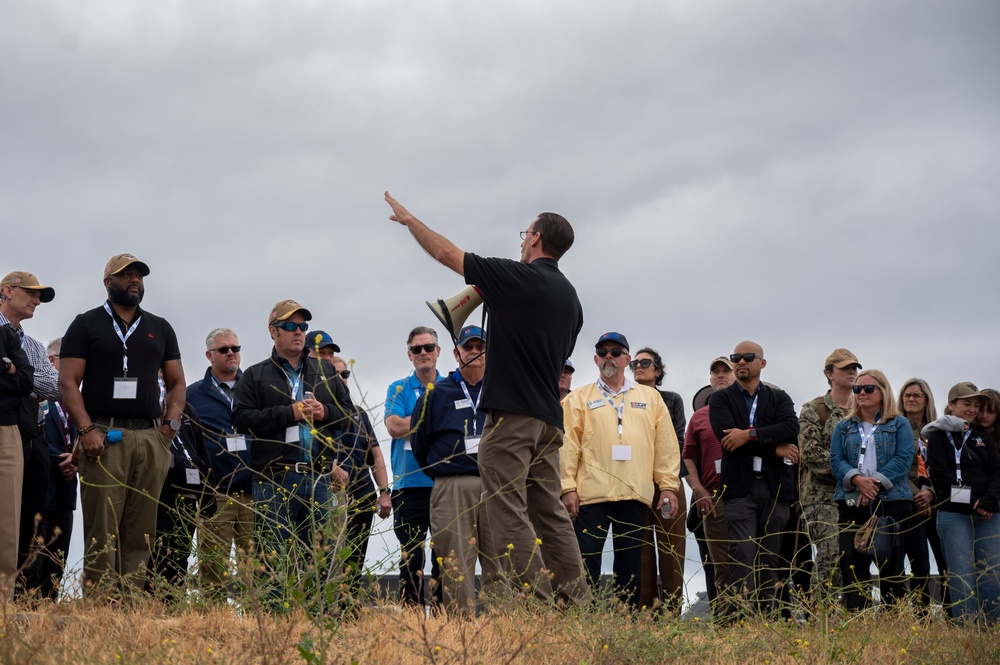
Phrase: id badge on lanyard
[
  {"left": 104, "top": 302, "right": 142, "bottom": 400},
  {"left": 947, "top": 431, "right": 973, "bottom": 503}
]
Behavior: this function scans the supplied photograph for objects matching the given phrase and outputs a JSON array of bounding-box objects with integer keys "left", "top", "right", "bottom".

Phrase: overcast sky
[{"left": 4, "top": 1, "right": 998, "bottom": 582}]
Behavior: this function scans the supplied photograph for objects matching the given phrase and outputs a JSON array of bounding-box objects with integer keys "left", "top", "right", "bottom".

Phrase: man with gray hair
[
  {"left": 384, "top": 325, "right": 443, "bottom": 607},
  {"left": 186, "top": 327, "right": 253, "bottom": 600}
]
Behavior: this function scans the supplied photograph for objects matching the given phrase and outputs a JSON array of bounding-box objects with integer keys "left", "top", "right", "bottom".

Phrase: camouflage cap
[
  {"left": 268, "top": 299, "right": 312, "bottom": 325},
  {"left": 947, "top": 381, "right": 983, "bottom": 404},
  {"left": 104, "top": 253, "right": 150, "bottom": 278},
  {"left": 0, "top": 271, "right": 55, "bottom": 303},
  {"left": 710, "top": 356, "right": 734, "bottom": 371},
  {"left": 825, "top": 348, "right": 862, "bottom": 370}
]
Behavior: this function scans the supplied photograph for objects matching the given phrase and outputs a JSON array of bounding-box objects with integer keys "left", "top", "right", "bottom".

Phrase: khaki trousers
[
  {"left": 0, "top": 424, "right": 23, "bottom": 597},
  {"left": 198, "top": 489, "right": 254, "bottom": 591},
  {"left": 478, "top": 411, "right": 588, "bottom": 604},
  {"left": 638, "top": 486, "right": 688, "bottom": 612},
  {"left": 79, "top": 425, "right": 171, "bottom": 594}
]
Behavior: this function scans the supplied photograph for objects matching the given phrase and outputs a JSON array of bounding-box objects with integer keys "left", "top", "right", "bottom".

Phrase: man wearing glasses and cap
[
  {"left": 186, "top": 327, "right": 253, "bottom": 601},
  {"left": 231, "top": 300, "right": 353, "bottom": 609},
  {"left": 559, "top": 359, "right": 575, "bottom": 401},
  {"left": 0, "top": 271, "right": 61, "bottom": 596},
  {"left": 560, "top": 332, "right": 680, "bottom": 609},
  {"left": 59, "top": 254, "right": 186, "bottom": 594}
]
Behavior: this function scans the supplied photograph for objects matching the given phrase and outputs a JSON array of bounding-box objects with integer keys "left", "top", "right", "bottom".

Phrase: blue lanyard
[
  {"left": 946, "top": 430, "right": 972, "bottom": 484},
  {"left": 597, "top": 380, "right": 625, "bottom": 442},
  {"left": 747, "top": 392, "right": 759, "bottom": 428},
  {"left": 210, "top": 375, "right": 235, "bottom": 408},
  {"left": 456, "top": 377, "right": 482, "bottom": 437},
  {"left": 103, "top": 301, "right": 142, "bottom": 376}
]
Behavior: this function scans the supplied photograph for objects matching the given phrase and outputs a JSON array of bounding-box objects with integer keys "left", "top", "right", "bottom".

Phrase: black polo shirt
[
  {"left": 464, "top": 254, "right": 583, "bottom": 429},
  {"left": 61, "top": 302, "right": 181, "bottom": 420}
]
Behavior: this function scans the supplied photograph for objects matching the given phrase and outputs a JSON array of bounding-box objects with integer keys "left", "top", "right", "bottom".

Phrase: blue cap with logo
[
  {"left": 457, "top": 325, "right": 486, "bottom": 346},
  {"left": 595, "top": 332, "right": 629, "bottom": 351},
  {"left": 308, "top": 330, "right": 341, "bottom": 353}
]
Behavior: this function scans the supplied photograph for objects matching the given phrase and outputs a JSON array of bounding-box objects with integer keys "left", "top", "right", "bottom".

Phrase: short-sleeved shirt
[
  {"left": 384, "top": 370, "right": 441, "bottom": 489},
  {"left": 463, "top": 254, "right": 582, "bottom": 428},
  {"left": 61, "top": 302, "right": 181, "bottom": 420}
]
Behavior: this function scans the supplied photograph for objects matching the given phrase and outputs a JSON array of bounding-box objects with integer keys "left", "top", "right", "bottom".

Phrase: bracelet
[
  {"left": 378, "top": 487, "right": 391, "bottom": 496},
  {"left": 78, "top": 425, "right": 96, "bottom": 436}
]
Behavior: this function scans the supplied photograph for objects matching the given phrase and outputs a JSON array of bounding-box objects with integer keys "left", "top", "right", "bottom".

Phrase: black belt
[
  {"left": 92, "top": 416, "right": 160, "bottom": 430},
  {"left": 264, "top": 461, "right": 335, "bottom": 478}
]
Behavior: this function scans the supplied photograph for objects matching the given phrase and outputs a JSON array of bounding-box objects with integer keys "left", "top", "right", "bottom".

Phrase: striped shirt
[{"left": 0, "top": 312, "right": 59, "bottom": 422}]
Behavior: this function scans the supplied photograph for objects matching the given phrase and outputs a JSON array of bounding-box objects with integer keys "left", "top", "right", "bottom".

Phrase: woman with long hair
[
  {"left": 977, "top": 389, "right": 1000, "bottom": 444},
  {"left": 924, "top": 383, "right": 1000, "bottom": 624},
  {"left": 830, "top": 369, "right": 913, "bottom": 611}
]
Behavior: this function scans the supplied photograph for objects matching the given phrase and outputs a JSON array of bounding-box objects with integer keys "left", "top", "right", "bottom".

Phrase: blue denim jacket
[{"left": 830, "top": 415, "right": 914, "bottom": 502}]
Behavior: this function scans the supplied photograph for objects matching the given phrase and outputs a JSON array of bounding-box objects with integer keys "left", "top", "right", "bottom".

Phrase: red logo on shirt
[{"left": 148, "top": 333, "right": 155, "bottom": 338}]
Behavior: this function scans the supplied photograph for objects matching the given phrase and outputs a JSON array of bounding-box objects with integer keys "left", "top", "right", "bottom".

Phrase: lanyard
[
  {"left": 173, "top": 432, "right": 195, "bottom": 466},
  {"left": 946, "top": 430, "right": 972, "bottom": 484},
  {"left": 282, "top": 363, "right": 303, "bottom": 401},
  {"left": 857, "top": 422, "right": 880, "bottom": 470},
  {"left": 456, "top": 377, "right": 482, "bottom": 437},
  {"left": 747, "top": 392, "right": 759, "bottom": 428},
  {"left": 598, "top": 383, "right": 626, "bottom": 442},
  {"left": 53, "top": 401, "right": 72, "bottom": 452},
  {"left": 210, "top": 375, "right": 235, "bottom": 409},
  {"left": 103, "top": 301, "right": 143, "bottom": 376}
]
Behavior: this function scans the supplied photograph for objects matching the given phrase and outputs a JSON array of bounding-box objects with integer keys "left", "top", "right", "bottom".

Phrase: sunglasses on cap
[
  {"left": 628, "top": 358, "right": 654, "bottom": 370},
  {"left": 339, "top": 370, "right": 351, "bottom": 380},
  {"left": 596, "top": 347, "right": 626, "bottom": 358},
  {"left": 730, "top": 353, "right": 762, "bottom": 364},
  {"left": 852, "top": 384, "right": 878, "bottom": 394},
  {"left": 273, "top": 321, "right": 309, "bottom": 332},
  {"left": 211, "top": 346, "right": 241, "bottom": 355},
  {"left": 409, "top": 343, "right": 437, "bottom": 355}
]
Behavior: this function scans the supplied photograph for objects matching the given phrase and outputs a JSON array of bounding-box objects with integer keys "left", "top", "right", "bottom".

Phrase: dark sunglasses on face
[
  {"left": 596, "top": 347, "right": 626, "bottom": 358},
  {"left": 852, "top": 384, "right": 878, "bottom": 394},
  {"left": 628, "top": 359, "right": 654, "bottom": 370},
  {"left": 212, "top": 346, "right": 241, "bottom": 355},
  {"left": 339, "top": 370, "right": 351, "bottom": 380},
  {"left": 409, "top": 343, "right": 437, "bottom": 355},
  {"left": 274, "top": 321, "right": 309, "bottom": 332},
  {"left": 730, "top": 353, "right": 761, "bottom": 364}
]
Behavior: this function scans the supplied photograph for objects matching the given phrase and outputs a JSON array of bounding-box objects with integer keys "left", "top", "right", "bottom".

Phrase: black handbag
[{"left": 854, "top": 508, "right": 899, "bottom": 565}]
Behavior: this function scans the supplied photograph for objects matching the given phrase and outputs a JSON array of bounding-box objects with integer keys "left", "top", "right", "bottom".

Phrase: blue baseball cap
[
  {"left": 308, "top": 330, "right": 340, "bottom": 353},
  {"left": 457, "top": 325, "right": 486, "bottom": 346},
  {"left": 596, "top": 332, "right": 629, "bottom": 351}
]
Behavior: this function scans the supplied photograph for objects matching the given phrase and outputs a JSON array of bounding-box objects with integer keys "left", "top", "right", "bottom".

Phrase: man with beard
[
  {"left": 560, "top": 333, "right": 680, "bottom": 609},
  {"left": 59, "top": 254, "right": 186, "bottom": 594}
]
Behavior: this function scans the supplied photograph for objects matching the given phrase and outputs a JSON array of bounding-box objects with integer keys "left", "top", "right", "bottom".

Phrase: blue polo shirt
[{"left": 385, "top": 370, "right": 442, "bottom": 489}]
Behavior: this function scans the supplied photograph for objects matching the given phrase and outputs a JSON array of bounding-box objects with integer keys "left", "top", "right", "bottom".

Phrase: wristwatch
[
  {"left": 168, "top": 419, "right": 183, "bottom": 432},
  {"left": 748, "top": 427, "right": 757, "bottom": 440},
  {"left": 378, "top": 487, "right": 391, "bottom": 496},
  {"left": 1, "top": 357, "right": 11, "bottom": 372}
]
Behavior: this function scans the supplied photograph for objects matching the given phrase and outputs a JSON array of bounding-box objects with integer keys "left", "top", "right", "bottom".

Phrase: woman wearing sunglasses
[
  {"left": 830, "top": 369, "right": 913, "bottom": 611},
  {"left": 924, "top": 382, "right": 1000, "bottom": 624}
]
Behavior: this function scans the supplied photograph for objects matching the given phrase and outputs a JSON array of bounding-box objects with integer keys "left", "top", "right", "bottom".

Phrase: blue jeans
[{"left": 937, "top": 510, "right": 1000, "bottom": 624}]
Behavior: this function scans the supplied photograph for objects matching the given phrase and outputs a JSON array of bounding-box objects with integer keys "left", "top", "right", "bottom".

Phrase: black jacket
[
  {"left": 0, "top": 325, "right": 34, "bottom": 425},
  {"left": 927, "top": 426, "right": 1000, "bottom": 515},
  {"left": 709, "top": 381, "right": 799, "bottom": 501},
  {"left": 232, "top": 348, "right": 353, "bottom": 475}
]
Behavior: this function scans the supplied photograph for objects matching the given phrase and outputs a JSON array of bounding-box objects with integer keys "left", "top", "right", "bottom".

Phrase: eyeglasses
[
  {"left": 519, "top": 230, "right": 540, "bottom": 240},
  {"left": 628, "top": 359, "right": 654, "bottom": 370},
  {"left": 409, "top": 343, "right": 437, "bottom": 355},
  {"left": 339, "top": 370, "right": 351, "bottom": 380},
  {"left": 596, "top": 347, "right": 626, "bottom": 358},
  {"left": 730, "top": 353, "right": 762, "bottom": 364},
  {"left": 211, "top": 346, "right": 241, "bottom": 355},
  {"left": 273, "top": 322, "right": 309, "bottom": 332},
  {"left": 902, "top": 392, "right": 925, "bottom": 400},
  {"left": 461, "top": 342, "right": 486, "bottom": 352},
  {"left": 852, "top": 384, "right": 878, "bottom": 394}
]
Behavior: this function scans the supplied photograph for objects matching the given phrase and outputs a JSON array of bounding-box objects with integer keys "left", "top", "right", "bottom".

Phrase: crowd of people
[{"left": 1, "top": 198, "right": 997, "bottom": 625}]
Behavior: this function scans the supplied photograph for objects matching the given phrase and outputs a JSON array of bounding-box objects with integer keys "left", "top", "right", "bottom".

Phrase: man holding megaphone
[{"left": 385, "top": 192, "right": 588, "bottom": 605}]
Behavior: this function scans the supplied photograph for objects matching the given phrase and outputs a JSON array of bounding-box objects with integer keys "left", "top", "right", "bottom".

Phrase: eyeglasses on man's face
[
  {"left": 409, "top": 343, "right": 437, "bottom": 355},
  {"left": 596, "top": 347, "right": 626, "bottom": 359},
  {"left": 730, "top": 353, "right": 762, "bottom": 364},
  {"left": 273, "top": 321, "right": 308, "bottom": 333},
  {"left": 519, "top": 230, "right": 540, "bottom": 240},
  {"left": 211, "top": 346, "right": 241, "bottom": 355}
]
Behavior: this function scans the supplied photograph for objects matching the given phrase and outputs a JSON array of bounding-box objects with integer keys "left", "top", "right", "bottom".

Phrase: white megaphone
[{"left": 426, "top": 285, "right": 484, "bottom": 345}]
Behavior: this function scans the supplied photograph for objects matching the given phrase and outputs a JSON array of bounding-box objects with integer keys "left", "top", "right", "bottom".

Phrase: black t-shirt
[
  {"left": 61, "top": 302, "right": 182, "bottom": 420},
  {"left": 464, "top": 254, "right": 582, "bottom": 428}
]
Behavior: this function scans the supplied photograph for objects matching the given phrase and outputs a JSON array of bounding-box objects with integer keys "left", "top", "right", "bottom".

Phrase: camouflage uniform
[{"left": 798, "top": 392, "right": 845, "bottom": 590}]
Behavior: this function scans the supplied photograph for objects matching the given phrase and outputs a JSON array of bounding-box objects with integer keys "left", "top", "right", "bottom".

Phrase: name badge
[
  {"left": 185, "top": 468, "right": 200, "bottom": 485},
  {"left": 588, "top": 399, "right": 605, "bottom": 410},
  {"left": 454, "top": 399, "right": 472, "bottom": 410},
  {"left": 714, "top": 459, "right": 722, "bottom": 475},
  {"left": 465, "top": 437, "right": 481, "bottom": 455},
  {"left": 113, "top": 377, "right": 138, "bottom": 400},
  {"left": 752, "top": 456, "right": 763, "bottom": 473},
  {"left": 951, "top": 485, "right": 972, "bottom": 504},
  {"left": 285, "top": 426, "right": 300, "bottom": 443},
  {"left": 612, "top": 445, "right": 632, "bottom": 461},
  {"left": 226, "top": 435, "right": 247, "bottom": 452}
]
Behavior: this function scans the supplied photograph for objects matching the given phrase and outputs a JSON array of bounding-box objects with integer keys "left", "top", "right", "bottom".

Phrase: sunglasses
[
  {"left": 339, "top": 370, "right": 351, "bottom": 380},
  {"left": 211, "top": 346, "right": 241, "bottom": 355},
  {"left": 273, "top": 321, "right": 309, "bottom": 332},
  {"left": 730, "top": 353, "right": 762, "bottom": 364},
  {"left": 628, "top": 359, "right": 654, "bottom": 370},
  {"left": 852, "top": 384, "right": 878, "bottom": 394},
  {"left": 409, "top": 343, "right": 438, "bottom": 355},
  {"left": 596, "top": 347, "right": 626, "bottom": 358}
]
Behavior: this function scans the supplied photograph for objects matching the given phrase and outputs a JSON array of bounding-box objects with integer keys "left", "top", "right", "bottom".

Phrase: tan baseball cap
[
  {"left": 104, "top": 253, "right": 150, "bottom": 278},
  {"left": 948, "top": 381, "right": 983, "bottom": 403},
  {"left": 710, "top": 356, "right": 734, "bottom": 371},
  {"left": 268, "top": 299, "right": 312, "bottom": 325},
  {"left": 0, "top": 271, "right": 55, "bottom": 303},
  {"left": 825, "top": 348, "right": 862, "bottom": 370}
]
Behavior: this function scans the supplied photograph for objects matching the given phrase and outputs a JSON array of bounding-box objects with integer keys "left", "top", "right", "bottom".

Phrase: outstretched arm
[{"left": 385, "top": 191, "right": 465, "bottom": 275}]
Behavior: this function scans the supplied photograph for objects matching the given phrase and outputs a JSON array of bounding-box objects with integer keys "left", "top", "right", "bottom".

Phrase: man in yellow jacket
[{"left": 561, "top": 332, "right": 681, "bottom": 609}]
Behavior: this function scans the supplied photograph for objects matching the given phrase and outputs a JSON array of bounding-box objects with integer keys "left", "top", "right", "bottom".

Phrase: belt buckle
[{"left": 293, "top": 462, "right": 310, "bottom": 474}]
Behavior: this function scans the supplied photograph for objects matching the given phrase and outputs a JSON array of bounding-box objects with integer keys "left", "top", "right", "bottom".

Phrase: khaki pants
[
  {"left": 429, "top": 474, "right": 500, "bottom": 614},
  {"left": 638, "top": 486, "right": 688, "bottom": 612},
  {"left": 478, "top": 411, "right": 588, "bottom": 604},
  {"left": 79, "top": 425, "right": 171, "bottom": 594},
  {"left": 0, "top": 424, "right": 23, "bottom": 597},
  {"left": 198, "top": 489, "right": 254, "bottom": 592}
]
